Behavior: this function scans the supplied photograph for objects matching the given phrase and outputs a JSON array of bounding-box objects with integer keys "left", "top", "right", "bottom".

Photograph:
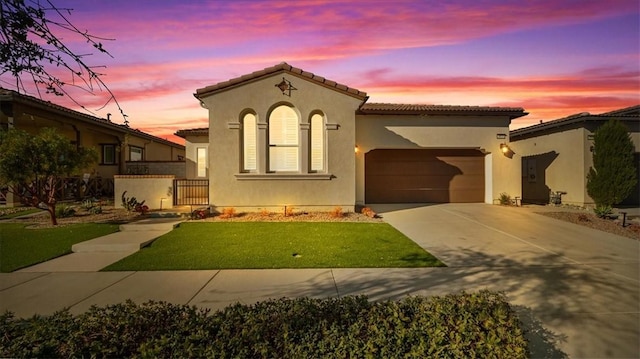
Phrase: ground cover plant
[
  {"left": 0, "top": 291, "right": 529, "bottom": 358},
  {"left": 104, "top": 222, "right": 444, "bottom": 270},
  {"left": 0, "top": 223, "right": 120, "bottom": 272}
]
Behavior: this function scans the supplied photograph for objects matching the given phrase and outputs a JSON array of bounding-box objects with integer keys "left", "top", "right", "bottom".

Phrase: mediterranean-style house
[
  {"left": 510, "top": 105, "right": 640, "bottom": 207},
  {"left": 181, "top": 62, "right": 527, "bottom": 212},
  {"left": 0, "top": 88, "right": 185, "bottom": 206}
]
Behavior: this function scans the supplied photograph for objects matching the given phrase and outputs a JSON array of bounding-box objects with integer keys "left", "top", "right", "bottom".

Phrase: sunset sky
[{"left": 2, "top": 0, "right": 638, "bottom": 144}]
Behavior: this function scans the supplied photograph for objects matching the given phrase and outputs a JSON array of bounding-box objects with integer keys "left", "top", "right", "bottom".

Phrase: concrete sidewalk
[
  {"left": 17, "top": 218, "right": 183, "bottom": 272},
  {"left": 1, "top": 203, "right": 638, "bottom": 358}
]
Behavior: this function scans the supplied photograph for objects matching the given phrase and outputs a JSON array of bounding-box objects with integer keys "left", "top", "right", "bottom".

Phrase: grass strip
[{"left": 0, "top": 223, "right": 120, "bottom": 272}]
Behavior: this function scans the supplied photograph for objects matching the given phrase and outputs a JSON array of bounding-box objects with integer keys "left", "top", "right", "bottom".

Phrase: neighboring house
[
  {"left": 0, "top": 88, "right": 185, "bottom": 206},
  {"left": 186, "top": 62, "right": 527, "bottom": 212},
  {"left": 510, "top": 105, "right": 640, "bottom": 207}
]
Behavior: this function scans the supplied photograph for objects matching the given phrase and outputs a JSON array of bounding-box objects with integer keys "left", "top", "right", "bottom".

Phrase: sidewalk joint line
[
  {"left": 0, "top": 272, "right": 51, "bottom": 292},
  {"left": 187, "top": 270, "right": 221, "bottom": 305},
  {"left": 68, "top": 271, "right": 137, "bottom": 310},
  {"left": 330, "top": 269, "right": 340, "bottom": 298}
]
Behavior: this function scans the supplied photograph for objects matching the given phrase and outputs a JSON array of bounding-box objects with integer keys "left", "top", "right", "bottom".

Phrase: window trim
[
  {"left": 309, "top": 112, "right": 326, "bottom": 173},
  {"left": 100, "top": 144, "right": 118, "bottom": 165},
  {"left": 241, "top": 112, "right": 258, "bottom": 172},
  {"left": 268, "top": 104, "right": 300, "bottom": 172},
  {"left": 196, "top": 147, "right": 207, "bottom": 178},
  {"left": 129, "top": 145, "right": 144, "bottom": 162}
]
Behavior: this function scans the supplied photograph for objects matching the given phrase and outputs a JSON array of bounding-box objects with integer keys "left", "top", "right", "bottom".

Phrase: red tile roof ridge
[{"left": 195, "top": 62, "right": 367, "bottom": 99}]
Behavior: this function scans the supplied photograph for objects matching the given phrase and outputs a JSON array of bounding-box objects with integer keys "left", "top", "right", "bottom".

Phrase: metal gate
[{"left": 173, "top": 179, "right": 209, "bottom": 205}]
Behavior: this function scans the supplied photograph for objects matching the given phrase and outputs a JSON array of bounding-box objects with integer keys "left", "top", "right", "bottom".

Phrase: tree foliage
[
  {"left": 0, "top": 0, "right": 126, "bottom": 121},
  {"left": 586, "top": 119, "right": 637, "bottom": 207},
  {"left": 0, "top": 127, "right": 97, "bottom": 225}
]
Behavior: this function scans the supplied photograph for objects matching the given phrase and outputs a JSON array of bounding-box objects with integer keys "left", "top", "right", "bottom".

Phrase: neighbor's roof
[
  {"left": 0, "top": 88, "right": 184, "bottom": 149},
  {"left": 359, "top": 103, "right": 528, "bottom": 119},
  {"left": 510, "top": 105, "right": 640, "bottom": 139},
  {"left": 195, "top": 62, "right": 368, "bottom": 101},
  {"left": 175, "top": 127, "right": 209, "bottom": 138}
]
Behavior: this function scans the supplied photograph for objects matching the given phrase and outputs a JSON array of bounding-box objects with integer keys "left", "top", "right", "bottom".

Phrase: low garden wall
[{"left": 114, "top": 175, "right": 175, "bottom": 210}]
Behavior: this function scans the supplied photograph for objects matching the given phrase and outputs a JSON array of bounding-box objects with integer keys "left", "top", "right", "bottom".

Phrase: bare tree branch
[{"left": 0, "top": 0, "right": 127, "bottom": 123}]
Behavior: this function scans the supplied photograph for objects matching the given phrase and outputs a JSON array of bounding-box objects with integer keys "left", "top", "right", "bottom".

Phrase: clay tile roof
[
  {"left": 0, "top": 87, "right": 183, "bottom": 148},
  {"left": 359, "top": 103, "right": 527, "bottom": 119},
  {"left": 175, "top": 127, "right": 209, "bottom": 138},
  {"left": 510, "top": 105, "right": 640, "bottom": 139},
  {"left": 195, "top": 62, "right": 368, "bottom": 100}
]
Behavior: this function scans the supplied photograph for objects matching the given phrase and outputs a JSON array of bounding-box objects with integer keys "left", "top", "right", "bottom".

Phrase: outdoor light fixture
[
  {"left": 500, "top": 143, "right": 515, "bottom": 158},
  {"left": 355, "top": 145, "right": 360, "bottom": 153},
  {"left": 275, "top": 77, "right": 297, "bottom": 97},
  {"left": 496, "top": 133, "right": 507, "bottom": 140}
]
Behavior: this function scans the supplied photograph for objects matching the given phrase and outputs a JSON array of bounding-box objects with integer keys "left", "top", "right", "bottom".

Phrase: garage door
[{"left": 365, "top": 149, "right": 485, "bottom": 203}]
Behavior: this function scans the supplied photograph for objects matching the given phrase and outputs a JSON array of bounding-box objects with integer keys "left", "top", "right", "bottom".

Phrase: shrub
[
  {"left": 0, "top": 292, "right": 528, "bottom": 358},
  {"left": 121, "top": 191, "right": 145, "bottom": 212},
  {"left": 361, "top": 207, "right": 377, "bottom": 218},
  {"left": 499, "top": 192, "right": 512, "bottom": 205},
  {"left": 55, "top": 204, "right": 76, "bottom": 218},
  {"left": 219, "top": 207, "right": 236, "bottom": 219},
  {"left": 89, "top": 206, "right": 103, "bottom": 215},
  {"left": 587, "top": 119, "right": 637, "bottom": 207},
  {"left": 593, "top": 205, "right": 613, "bottom": 219},
  {"left": 81, "top": 199, "right": 95, "bottom": 211},
  {"left": 330, "top": 206, "right": 344, "bottom": 218}
]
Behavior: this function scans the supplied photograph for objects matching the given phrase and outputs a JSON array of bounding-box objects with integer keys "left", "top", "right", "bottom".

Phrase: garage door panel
[{"left": 365, "top": 149, "right": 485, "bottom": 203}]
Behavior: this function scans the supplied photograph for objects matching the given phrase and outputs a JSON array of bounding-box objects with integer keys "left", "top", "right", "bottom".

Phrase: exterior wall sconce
[
  {"left": 275, "top": 77, "right": 297, "bottom": 97},
  {"left": 496, "top": 133, "right": 507, "bottom": 140},
  {"left": 500, "top": 143, "right": 515, "bottom": 158},
  {"left": 355, "top": 145, "right": 360, "bottom": 154}
]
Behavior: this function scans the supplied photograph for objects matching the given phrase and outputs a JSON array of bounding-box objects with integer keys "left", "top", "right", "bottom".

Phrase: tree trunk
[{"left": 47, "top": 203, "right": 58, "bottom": 225}]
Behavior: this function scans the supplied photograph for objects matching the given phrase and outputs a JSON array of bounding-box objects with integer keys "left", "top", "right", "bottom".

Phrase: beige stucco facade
[
  {"left": 196, "top": 70, "right": 365, "bottom": 212},
  {"left": 511, "top": 110, "right": 640, "bottom": 207},
  {"left": 355, "top": 114, "right": 521, "bottom": 205},
  {"left": 190, "top": 63, "right": 527, "bottom": 211}
]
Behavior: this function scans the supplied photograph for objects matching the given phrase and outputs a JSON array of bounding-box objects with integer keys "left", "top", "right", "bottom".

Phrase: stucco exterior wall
[
  {"left": 355, "top": 114, "right": 520, "bottom": 204},
  {"left": 511, "top": 128, "right": 587, "bottom": 205},
  {"left": 513, "top": 121, "right": 640, "bottom": 206},
  {"left": 183, "top": 135, "right": 209, "bottom": 179},
  {"left": 114, "top": 175, "right": 175, "bottom": 210},
  {"left": 199, "top": 73, "right": 363, "bottom": 212}
]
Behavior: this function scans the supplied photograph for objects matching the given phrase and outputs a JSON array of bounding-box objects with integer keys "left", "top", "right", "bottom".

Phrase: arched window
[
  {"left": 310, "top": 113, "right": 325, "bottom": 172},
  {"left": 242, "top": 113, "right": 257, "bottom": 171},
  {"left": 269, "top": 105, "right": 299, "bottom": 172}
]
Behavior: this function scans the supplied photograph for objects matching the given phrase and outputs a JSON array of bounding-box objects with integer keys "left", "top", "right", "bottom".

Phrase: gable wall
[{"left": 199, "top": 73, "right": 363, "bottom": 211}]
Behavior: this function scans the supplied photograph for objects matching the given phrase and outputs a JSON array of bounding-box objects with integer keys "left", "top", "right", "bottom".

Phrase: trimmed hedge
[{"left": 1, "top": 290, "right": 528, "bottom": 358}]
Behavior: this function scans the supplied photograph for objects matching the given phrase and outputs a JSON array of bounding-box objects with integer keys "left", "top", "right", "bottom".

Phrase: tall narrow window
[
  {"left": 310, "top": 113, "right": 325, "bottom": 172},
  {"left": 269, "top": 105, "right": 299, "bottom": 171},
  {"left": 196, "top": 147, "right": 207, "bottom": 177},
  {"left": 102, "top": 144, "right": 117, "bottom": 165},
  {"left": 242, "top": 113, "right": 257, "bottom": 171}
]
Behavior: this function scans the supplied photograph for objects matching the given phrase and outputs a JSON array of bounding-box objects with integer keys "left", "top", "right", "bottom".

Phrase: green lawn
[
  {"left": 0, "top": 223, "right": 120, "bottom": 272},
  {"left": 0, "top": 207, "right": 43, "bottom": 219},
  {"left": 104, "top": 222, "right": 444, "bottom": 271}
]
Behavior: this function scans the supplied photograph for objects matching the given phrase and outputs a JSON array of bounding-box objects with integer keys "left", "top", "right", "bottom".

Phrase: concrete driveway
[
  {"left": 370, "top": 203, "right": 639, "bottom": 359},
  {"left": 1, "top": 203, "right": 637, "bottom": 358}
]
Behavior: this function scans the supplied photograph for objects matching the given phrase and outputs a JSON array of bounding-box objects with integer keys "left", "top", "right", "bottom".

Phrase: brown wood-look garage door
[{"left": 365, "top": 149, "right": 485, "bottom": 203}]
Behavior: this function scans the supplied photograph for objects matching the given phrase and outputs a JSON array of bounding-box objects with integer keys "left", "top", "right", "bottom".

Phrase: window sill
[{"left": 235, "top": 173, "right": 333, "bottom": 180}]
